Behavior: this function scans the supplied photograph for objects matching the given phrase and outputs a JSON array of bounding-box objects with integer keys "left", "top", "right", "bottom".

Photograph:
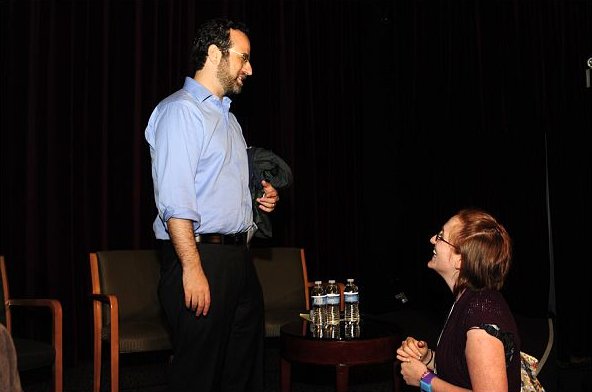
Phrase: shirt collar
[{"left": 183, "top": 77, "right": 232, "bottom": 108}]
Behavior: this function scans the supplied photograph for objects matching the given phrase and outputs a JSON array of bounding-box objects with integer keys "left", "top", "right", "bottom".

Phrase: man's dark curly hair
[{"left": 190, "top": 18, "right": 249, "bottom": 74}]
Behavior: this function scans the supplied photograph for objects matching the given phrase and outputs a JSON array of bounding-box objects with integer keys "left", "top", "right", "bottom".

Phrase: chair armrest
[
  {"left": 91, "top": 293, "right": 116, "bottom": 305},
  {"left": 90, "top": 293, "right": 119, "bottom": 323},
  {"left": 7, "top": 298, "right": 63, "bottom": 373},
  {"left": 7, "top": 298, "right": 63, "bottom": 337},
  {"left": 90, "top": 293, "right": 119, "bottom": 345},
  {"left": 7, "top": 298, "right": 62, "bottom": 315}
]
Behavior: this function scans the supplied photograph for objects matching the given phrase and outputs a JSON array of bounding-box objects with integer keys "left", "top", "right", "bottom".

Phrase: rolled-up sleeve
[{"left": 148, "top": 99, "right": 203, "bottom": 231}]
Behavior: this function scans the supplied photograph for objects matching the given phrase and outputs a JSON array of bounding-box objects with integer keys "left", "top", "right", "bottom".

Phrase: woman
[{"left": 396, "top": 208, "right": 521, "bottom": 392}]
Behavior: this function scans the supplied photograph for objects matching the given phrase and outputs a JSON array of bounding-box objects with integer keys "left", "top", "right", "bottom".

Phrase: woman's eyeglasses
[{"left": 435, "top": 231, "right": 457, "bottom": 249}]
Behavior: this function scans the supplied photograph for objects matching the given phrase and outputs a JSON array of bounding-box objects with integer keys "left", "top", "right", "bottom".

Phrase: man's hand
[
  {"left": 182, "top": 263, "right": 210, "bottom": 317},
  {"left": 256, "top": 180, "right": 280, "bottom": 212}
]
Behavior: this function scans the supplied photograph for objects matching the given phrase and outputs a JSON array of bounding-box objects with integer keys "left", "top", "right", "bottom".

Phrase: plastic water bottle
[
  {"left": 325, "top": 322, "right": 341, "bottom": 339},
  {"left": 325, "top": 280, "right": 341, "bottom": 326},
  {"left": 344, "top": 320, "right": 360, "bottom": 339},
  {"left": 344, "top": 278, "right": 360, "bottom": 322},
  {"left": 310, "top": 281, "right": 327, "bottom": 329}
]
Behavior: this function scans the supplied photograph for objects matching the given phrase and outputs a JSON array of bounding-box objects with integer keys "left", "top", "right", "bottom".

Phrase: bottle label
[
  {"left": 312, "top": 295, "right": 327, "bottom": 306},
  {"left": 327, "top": 294, "right": 340, "bottom": 305},
  {"left": 344, "top": 292, "right": 359, "bottom": 303}
]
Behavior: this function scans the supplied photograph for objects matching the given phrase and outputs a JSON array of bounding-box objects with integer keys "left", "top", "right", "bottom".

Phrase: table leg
[
  {"left": 280, "top": 357, "right": 292, "bottom": 392},
  {"left": 335, "top": 364, "right": 349, "bottom": 392}
]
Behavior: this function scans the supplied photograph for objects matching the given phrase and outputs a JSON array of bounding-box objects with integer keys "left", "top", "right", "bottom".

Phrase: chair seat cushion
[
  {"left": 13, "top": 337, "right": 54, "bottom": 371},
  {"left": 103, "top": 320, "right": 172, "bottom": 353}
]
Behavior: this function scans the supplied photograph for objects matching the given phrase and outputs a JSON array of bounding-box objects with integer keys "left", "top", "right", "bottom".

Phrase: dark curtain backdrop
[{"left": 1, "top": 0, "right": 590, "bottom": 366}]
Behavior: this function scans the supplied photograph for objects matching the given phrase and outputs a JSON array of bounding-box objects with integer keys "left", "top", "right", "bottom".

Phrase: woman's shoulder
[
  {"left": 466, "top": 288, "right": 508, "bottom": 305},
  {"left": 463, "top": 289, "right": 515, "bottom": 323}
]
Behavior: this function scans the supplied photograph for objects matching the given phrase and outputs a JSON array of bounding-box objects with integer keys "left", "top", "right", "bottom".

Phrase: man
[{"left": 145, "top": 18, "right": 280, "bottom": 392}]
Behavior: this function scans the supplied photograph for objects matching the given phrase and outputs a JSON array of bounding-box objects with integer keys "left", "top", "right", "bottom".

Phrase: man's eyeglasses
[
  {"left": 435, "top": 231, "right": 457, "bottom": 249},
  {"left": 227, "top": 49, "right": 250, "bottom": 64}
]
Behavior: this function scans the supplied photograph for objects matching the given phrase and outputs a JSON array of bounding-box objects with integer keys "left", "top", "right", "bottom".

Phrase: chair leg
[
  {"left": 54, "top": 353, "right": 63, "bottom": 392},
  {"left": 53, "top": 363, "right": 63, "bottom": 392},
  {"left": 54, "top": 320, "right": 63, "bottom": 392},
  {"left": 93, "top": 333, "right": 102, "bottom": 392},
  {"left": 111, "top": 333, "right": 119, "bottom": 392}
]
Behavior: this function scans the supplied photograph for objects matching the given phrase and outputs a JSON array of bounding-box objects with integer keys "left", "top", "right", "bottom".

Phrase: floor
[{"left": 20, "top": 341, "right": 590, "bottom": 392}]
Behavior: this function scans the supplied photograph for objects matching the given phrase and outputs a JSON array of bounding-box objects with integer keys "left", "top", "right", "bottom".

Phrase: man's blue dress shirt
[{"left": 145, "top": 77, "right": 254, "bottom": 240}]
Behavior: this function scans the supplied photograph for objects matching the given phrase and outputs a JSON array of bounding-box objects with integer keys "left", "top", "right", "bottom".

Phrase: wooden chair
[
  {"left": 250, "top": 247, "right": 312, "bottom": 337},
  {"left": 0, "top": 255, "right": 63, "bottom": 392},
  {"left": 89, "top": 250, "right": 172, "bottom": 392}
]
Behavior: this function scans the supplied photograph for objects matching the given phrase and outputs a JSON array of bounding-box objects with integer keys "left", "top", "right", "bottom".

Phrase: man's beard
[{"left": 217, "top": 60, "right": 243, "bottom": 95}]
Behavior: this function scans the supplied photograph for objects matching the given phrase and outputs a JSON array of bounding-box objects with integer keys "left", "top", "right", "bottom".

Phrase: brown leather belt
[{"left": 195, "top": 233, "right": 248, "bottom": 245}]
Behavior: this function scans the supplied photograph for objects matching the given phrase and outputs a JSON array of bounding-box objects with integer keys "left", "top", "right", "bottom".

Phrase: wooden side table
[{"left": 280, "top": 319, "right": 400, "bottom": 392}]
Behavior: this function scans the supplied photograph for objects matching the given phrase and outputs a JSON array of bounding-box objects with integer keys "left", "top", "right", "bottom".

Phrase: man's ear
[{"left": 207, "top": 44, "right": 221, "bottom": 64}]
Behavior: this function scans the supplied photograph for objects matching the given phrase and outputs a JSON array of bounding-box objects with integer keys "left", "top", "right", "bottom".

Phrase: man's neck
[{"left": 194, "top": 72, "right": 224, "bottom": 99}]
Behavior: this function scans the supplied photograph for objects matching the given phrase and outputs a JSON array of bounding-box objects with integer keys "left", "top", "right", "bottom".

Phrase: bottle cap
[{"left": 328, "top": 279, "right": 336, "bottom": 283}]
